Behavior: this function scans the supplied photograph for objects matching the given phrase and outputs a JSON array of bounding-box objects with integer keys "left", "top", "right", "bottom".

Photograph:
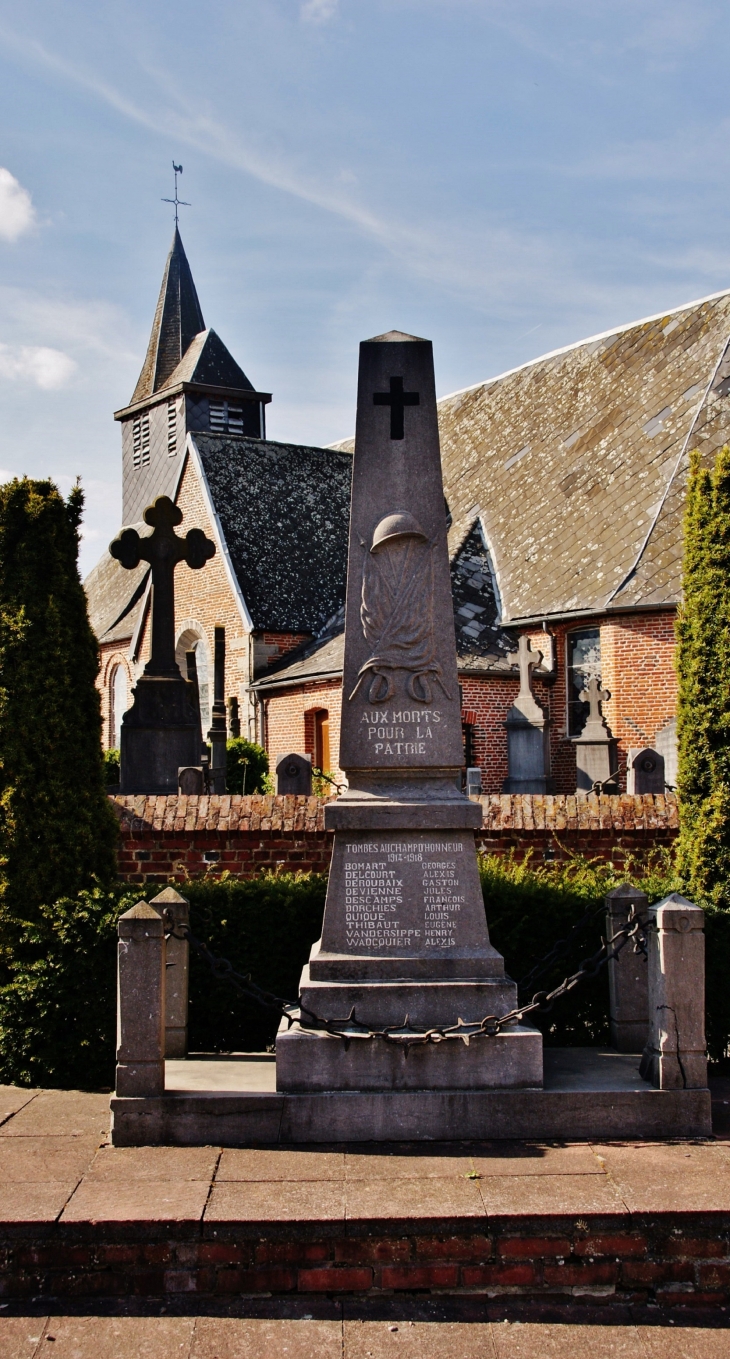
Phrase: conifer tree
[
  {"left": 676, "top": 446, "right": 730, "bottom": 905},
  {"left": 0, "top": 479, "right": 117, "bottom": 946}
]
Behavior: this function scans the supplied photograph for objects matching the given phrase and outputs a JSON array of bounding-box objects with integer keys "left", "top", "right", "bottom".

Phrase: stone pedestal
[
  {"left": 573, "top": 677, "right": 617, "bottom": 794},
  {"left": 115, "top": 902, "right": 166, "bottom": 1098},
  {"left": 150, "top": 887, "right": 190, "bottom": 1059},
  {"left": 640, "top": 894, "right": 708, "bottom": 1091},
  {"left": 120, "top": 674, "right": 200, "bottom": 794},
  {"left": 276, "top": 331, "right": 541, "bottom": 1095}
]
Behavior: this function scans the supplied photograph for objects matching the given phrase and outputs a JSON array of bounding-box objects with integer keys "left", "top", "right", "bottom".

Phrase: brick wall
[
  {"left": 263, "top": 679, "right": 345, "bottom": 785},
  {"left": 112, "top": 792, "right": 678, "bottom": 885},
  {"left": 262, "top": 609, "right": 678, "bottom": 796}
]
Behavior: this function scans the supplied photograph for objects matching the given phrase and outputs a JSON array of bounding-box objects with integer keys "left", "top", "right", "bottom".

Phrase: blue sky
[{"left": 0, "top": 0, "right": 729, "bottom": 573}]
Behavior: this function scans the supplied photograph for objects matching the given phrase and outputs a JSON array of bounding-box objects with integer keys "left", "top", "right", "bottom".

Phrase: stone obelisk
[{"left": 276, "top": 332, "right": 542, "bottom": 1093}]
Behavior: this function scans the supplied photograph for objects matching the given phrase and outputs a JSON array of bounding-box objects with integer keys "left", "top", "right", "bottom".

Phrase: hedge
[{"left": 1, "top": 853, "right": 729, "bottom": 1090}]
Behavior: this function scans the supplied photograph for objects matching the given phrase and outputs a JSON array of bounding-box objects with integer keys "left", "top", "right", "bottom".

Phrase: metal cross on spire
[{"left": 162, "top": 161, "right": 191, "bottom": 227}]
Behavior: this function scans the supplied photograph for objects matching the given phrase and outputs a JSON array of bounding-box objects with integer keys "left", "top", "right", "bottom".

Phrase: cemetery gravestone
[
  {"left": 573, "top": 675, "right": 617, "bottom": 794},
  {"left": 111, "top": 496, "right": 215, "bottom": 793},
  {"left": 276, "top": 752, "right": 313, "bottom": 795},
  {"left": 627, "top": 747, "right": 665, "bottom": 795},
  {"left": 276, "top": 331, "right": 542, "bottom": 1093},
  {"left": 502, "top": 634, "right": 551, "bottom": 793},
  {"left": 178, "top": 766, "right": 205, "bottom": 795}
]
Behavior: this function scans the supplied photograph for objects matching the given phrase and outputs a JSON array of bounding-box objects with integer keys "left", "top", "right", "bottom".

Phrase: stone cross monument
[
  {"left": 573, "top": 675, "right": 617, "bottom": 794},
  {"left": 502, "top": 635, "right": 551, "bottom": 793},
  {"left": 276, "top": 331, "right": 542, "bottom": 1094},
  {"left": 110, "top": 495, "right": 215, "bottom": 793}
]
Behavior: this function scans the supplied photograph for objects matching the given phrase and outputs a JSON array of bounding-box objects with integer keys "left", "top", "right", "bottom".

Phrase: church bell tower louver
[{"left": 115, "top": 229, "right": 271, "bottom": 525}]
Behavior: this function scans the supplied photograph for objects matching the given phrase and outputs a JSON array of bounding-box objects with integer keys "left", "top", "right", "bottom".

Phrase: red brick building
[{"left": 85, "top": 231, "right": 730, "bottom": 794}]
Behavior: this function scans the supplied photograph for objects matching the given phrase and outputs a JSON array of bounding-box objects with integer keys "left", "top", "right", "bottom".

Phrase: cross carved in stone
[
  {"left": 507, "top": 634, "right": 543, "bottom": 699},
  {"left": 579, "top": 674, "right": 611, "bottom": 727},
  {"left": 373, "top": 376, "right": 420, "bottom": 440},
  {"left": 110, "top": 496, "right": 215, "bottom": 677}
]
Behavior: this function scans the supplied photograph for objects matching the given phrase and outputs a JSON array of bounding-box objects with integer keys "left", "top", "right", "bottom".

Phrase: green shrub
[
  {"left": 481, "top": 849, "right": 679, "bottom": 1046},
  {"left": 103, "top": 748, "right": 120, "bottom": 787},
  {"left": 0, "top": 884, "right": 137, "bottom": 1089},
  {"left": 185, "top": 873, "right": 327, "bottom": 1052},
  {"left": 0, "top": 479, "right": 118, "bottom": 965},
  {"left": 676, "top": 447, "right": 730, "bottom": 906},
  {"left": 226, "top": 739, "right": 269, "bottom": 795}
]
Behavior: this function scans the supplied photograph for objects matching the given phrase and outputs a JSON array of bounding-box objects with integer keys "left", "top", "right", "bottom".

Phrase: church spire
[{"left": 130, "top": 228, "right": 205, "bottom": 404}]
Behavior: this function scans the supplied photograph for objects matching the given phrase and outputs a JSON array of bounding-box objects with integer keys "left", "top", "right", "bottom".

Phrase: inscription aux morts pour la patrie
[
  {"left": 344, "top": 838, "right": 466, "bottom": 951},
  {"left": 359, "top": 706, "right": 442, "bottom": 757}
]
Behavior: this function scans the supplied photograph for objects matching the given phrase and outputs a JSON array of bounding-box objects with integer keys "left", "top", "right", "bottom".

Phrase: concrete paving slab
[
  {"left": 543, "top": 1051, "right": 646, "bottom": 1092},
  {"left": 478, "top": 1173, "right": 628, "bottom": 1218},
  {"left": 191, "top": 1317, "right": 342, "bottom": 1359},
  {"left": 42, "top": 1315, "right": 195, "bottom": 1358},
  {"left": 0, "top": 1316, "right": 49, "bottom": 1358},
  {"left": 491, "top": 1321, "right": 644, "bottom": 1357},
  {"left": 472, "top": 1144, "right": 604, "bottom": 1176},
  {"left": 86, "top": 1145, "right": 219, "bottom": 1181},
  {"left": 346, "top": 1177, "right": 485, "bottom": 1223},
  {"left": 61, "top": 1178, "right": 210, "bottom": 1224},
  {"left": 205, "top": 1179, "right": 346, "bottom": 1226},
  {"left": 217, "top": 1148, "right": 345, "bottom": 1181},
  {"left": 0, "top": 1089, "right": 38, "bottom": 1130},
  {"left": 1, "top": 1183, "right": 77, "bottom": 1223},
  {"left": 641, "top": 1328, "right": 730, "bottom": 1357},
  {"left": 592, "top": 1142, "right": 730, "bottom": 1214},
  {"left": 0, "top": 1136, "right": 101, "bottom": 1181},
  {"left": 0, "top": 1092, "right": 110, "bottom": 1139},
  {"left": 344, "top": 1319, "right": 497, "bottom": 1358},
  {"left": 166, "top": 1057, "right": 276, "bottom": 1093},
  {"left": 345, "top": 1153, "right": 473, "bottom": 1179}
]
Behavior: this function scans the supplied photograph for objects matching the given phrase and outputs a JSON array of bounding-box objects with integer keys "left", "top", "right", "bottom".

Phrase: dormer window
[
  {"left": 132, "top": 414, "right": 150, "bottom": 469},
  {"left": 209, "top": 399, "right": 244, "bottom": 435}
]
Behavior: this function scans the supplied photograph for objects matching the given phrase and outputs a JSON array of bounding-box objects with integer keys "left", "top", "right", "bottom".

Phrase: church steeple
[
  {"left": 116, "top": 227, "right": 271, "bottom": 527},
  {"left": 130, "top": 228, "right": 206, "bottom": 403}
]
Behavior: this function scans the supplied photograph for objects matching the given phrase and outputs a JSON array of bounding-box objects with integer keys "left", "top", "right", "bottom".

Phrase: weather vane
[{"left": 162, "top": 162, "right": 190, "bottom": 227}]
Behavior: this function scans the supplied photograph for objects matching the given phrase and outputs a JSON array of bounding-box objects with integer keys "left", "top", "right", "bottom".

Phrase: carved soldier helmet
[{"left": 370, "top": 511, "right": 428, "bottom": 553}]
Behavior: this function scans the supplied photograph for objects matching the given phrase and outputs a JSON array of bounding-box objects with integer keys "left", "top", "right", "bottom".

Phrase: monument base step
[
  {"left": 110, "top": 1048, "right": 712, "bottom": 1144},
  {"left": 276, "top": 1020, "right": 543, "bottom": 1092},
  {"left": 298, "top": 968, "right": 519, "bottom": 1027}
]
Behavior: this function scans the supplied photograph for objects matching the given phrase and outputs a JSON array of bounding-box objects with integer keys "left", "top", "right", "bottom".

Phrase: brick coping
[{"left": 110, "top": 793, "right": 678, "bottom": 835}]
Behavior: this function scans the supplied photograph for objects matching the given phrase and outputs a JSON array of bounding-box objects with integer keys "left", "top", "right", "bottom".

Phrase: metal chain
[
  {"left": 516, "top": 899, "right": 632, "bottom": 998},
  {"left": 166, "top": 908, "right": 649, "bottom": 1050}
]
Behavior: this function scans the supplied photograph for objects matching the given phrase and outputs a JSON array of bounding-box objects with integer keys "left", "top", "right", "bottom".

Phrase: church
[{"left": 85, "top": 228, "right": 730, "bottom": 794}]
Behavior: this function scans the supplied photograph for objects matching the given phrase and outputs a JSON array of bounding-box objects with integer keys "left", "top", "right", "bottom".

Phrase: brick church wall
[
  {"left": 112, "top": 792, "right": 678, "bottom": 885},
  {"left": 263, "top": 678, "right": 344, "bottom": 784}
]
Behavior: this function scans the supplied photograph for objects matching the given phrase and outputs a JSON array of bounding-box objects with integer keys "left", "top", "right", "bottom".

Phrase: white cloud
[
  {"left": 0, "top": 344, "right": 77, "bottom": 389},
  {"left": 301, "top": 0, "right": 339, "bottom": 22},
  {"left": 0, "top": 168, "right": 35, "bottom": 242}
]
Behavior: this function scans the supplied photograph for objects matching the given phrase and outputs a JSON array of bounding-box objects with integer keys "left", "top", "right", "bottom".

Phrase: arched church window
[
  {"left": 567, "top": 628, "right": 602, "bottom": 736},
  {"left": 314, "top": 710, "right": 330, "bottom": 773},
  {"left": 175, "top": 628, "right": 211, "bottom": 732},
  {"left": 109, "top": 664, "right": 128, "bottom": 748}
]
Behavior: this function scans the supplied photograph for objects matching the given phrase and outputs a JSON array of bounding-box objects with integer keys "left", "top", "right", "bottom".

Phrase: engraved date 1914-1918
[{"left": 360, "top": 707, "right": 441, "bottom": 756}]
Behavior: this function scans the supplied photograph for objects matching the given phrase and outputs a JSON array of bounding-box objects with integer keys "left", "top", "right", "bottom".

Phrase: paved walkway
[
  {"left": 0, "top": 1313, "right": 727, "bottom": 1357},
  {"left": 2, "top": 1084, "right": 730, "bottom": 1354}
]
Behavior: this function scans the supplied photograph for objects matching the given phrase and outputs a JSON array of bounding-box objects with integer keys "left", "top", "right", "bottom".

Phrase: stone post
[
  {"left": 208, "top": 625, "right": 227, "bottom": 794},
  {"left": 640, "top": 893, "right": 708, "bottom": 1090},
  {"left": 605, "top": 883, "right": 648, "bottom": 1052},
  {"left": 150, "top": 887, "right": 190, "bottom": 1059},
  {"left": 116, "top": 902, "right": 166, "bottom": 1097}
]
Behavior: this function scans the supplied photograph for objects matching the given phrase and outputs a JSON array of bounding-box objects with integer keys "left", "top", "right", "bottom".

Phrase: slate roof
[
  {"left": 438, "top": 290, "right": 730, "bottom": 621},
  {"left": 333, "top": 290, "right": 730, "bottom": 621},
  {"left": 131, "top": 229, "right": 206, "bottom": 403},
  {"left": 84, "top": 531, "right": 149, "bottom": 645},
  {"left": 253, "top": 524, "right": 517, "bottom": 690},
  {"left": 164, "top": 328, "right": 257, "bottom": 394},
  {"left": 193, "top": 433, "right": 352, "bottom": 633}
]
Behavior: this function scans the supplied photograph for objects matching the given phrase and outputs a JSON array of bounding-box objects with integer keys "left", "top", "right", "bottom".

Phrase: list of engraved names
[{"left": 344, "top": 838, "right": 465, "bottom": 951}]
